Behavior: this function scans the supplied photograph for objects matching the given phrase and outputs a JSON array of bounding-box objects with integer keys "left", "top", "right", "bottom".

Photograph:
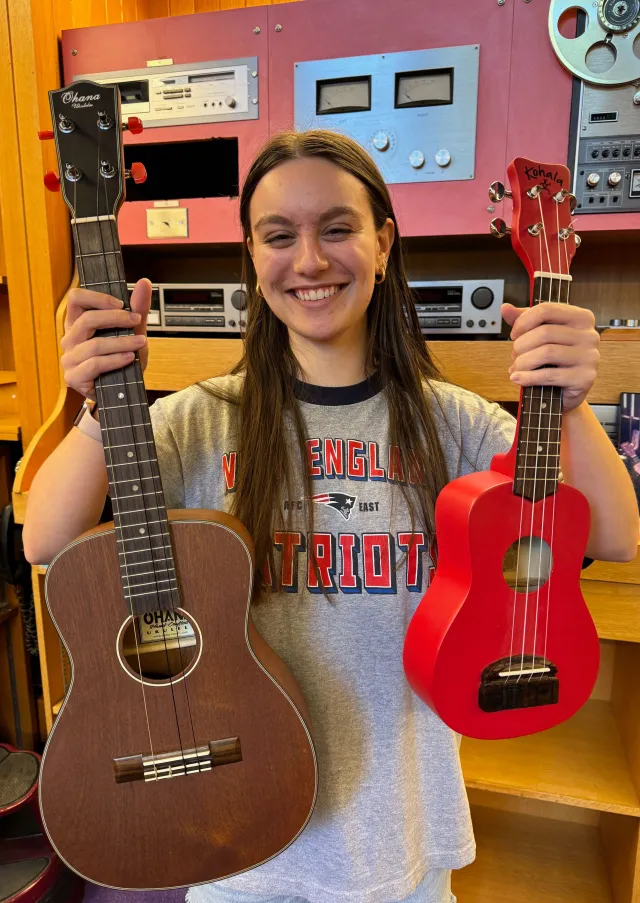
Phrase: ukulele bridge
[
  {"left": 113, "top": 737, "right": 242, "bottom": 783},
  {"left": 479, "top": 656, "right": 559, "bottom": 713}
]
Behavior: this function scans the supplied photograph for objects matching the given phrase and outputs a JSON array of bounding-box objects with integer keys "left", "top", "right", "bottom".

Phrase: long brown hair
[{"left": 198, "top": 130, "right": 452, "bottom": 596}]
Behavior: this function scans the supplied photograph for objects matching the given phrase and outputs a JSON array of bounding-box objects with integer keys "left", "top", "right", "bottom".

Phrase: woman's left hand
[{"left": 500, "top": 302, "right": 600, "bottom": 413}]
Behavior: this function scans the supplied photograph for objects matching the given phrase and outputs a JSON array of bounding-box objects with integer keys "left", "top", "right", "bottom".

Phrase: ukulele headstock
[
  {"left": 47, "top": 82, "right": 126, "bottom": 221},
  {"left": 489, "top": 158, "right": 579, "bottom": 281}
]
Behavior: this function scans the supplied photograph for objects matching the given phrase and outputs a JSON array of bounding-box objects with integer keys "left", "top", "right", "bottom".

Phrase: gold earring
[
  {"left": 375, "top": 262, "right": 387, "bottom": 285},
  {"left": 256, "top": 280, "right": 264, "bottom": 298}
]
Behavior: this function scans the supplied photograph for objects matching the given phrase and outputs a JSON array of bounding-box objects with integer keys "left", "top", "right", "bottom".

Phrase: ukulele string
[
  {"left": 541, "top": 200, "right": 569, "bottom": 673},
  {"left": 507, "top": 185, "right": 532, "bottom": 684},
  {"left": 71, "top": 172, "right": 159, "bottom": 774},
  {"left": 521, "top": 191, "right": 552, "bottom": 682},
  {"left": 102, "top": 158, "right": 201, "bottom": 774},
  {"left": 527, "top": 192, "right": 553, "bottom": 681}
]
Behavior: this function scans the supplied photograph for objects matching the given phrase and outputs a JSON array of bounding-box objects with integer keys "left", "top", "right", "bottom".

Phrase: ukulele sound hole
[
  {"left": 502, "top": 536, "right": 552, "bottom": 592},
  {"left": 121, "top": 609, "right": 199, "bottom": 682}
]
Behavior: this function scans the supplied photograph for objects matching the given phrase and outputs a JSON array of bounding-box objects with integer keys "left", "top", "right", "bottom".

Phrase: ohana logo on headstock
[
  {"left": 523, "top": 164, "right": 564, "bottom": 193},
  {"left": 61, "top": 90, "right": 101, "bottom": 108}
]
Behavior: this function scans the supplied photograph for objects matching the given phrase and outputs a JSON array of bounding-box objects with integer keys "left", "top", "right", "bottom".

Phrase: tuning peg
[
  {"left": 44, "top": 170, "right": 61, "bottom": 192},
  {"left": 125, "top": 116, "right": 144, "bottom": 135},
  {"left": 490, "top": 217, "right": 511, "bottom": 238},
  {"left": 38, "top": 129, "right": 54, "bottom": 141},
  {"left": 126, "top": 162, "right": 147, "bottom": 184},
  {"left": 488, "top": 181, "right": 512, "bottom": 203}
]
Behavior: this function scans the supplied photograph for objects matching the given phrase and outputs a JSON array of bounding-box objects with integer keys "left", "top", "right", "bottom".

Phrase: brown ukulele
[{"left": 37, "top": 82, "right": 317, "bottom": 892}]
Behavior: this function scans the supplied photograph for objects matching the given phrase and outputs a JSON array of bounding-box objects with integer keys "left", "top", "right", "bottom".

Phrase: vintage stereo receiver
[
  {"left": 75, "top": 58, "right": 259, "bottom": 129},
  {"left": 409, "top": 280, "right": 504, "bottom": 335},
  {"left": 128, "top": 283, "right": 246, "bottom": 334},
  {"left": 132, "top": 280, "right": 503, "bottom": 336}
]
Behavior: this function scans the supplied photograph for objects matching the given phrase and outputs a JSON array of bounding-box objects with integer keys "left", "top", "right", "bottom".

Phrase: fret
[
  {"left": 119, "top": 556, "right": 174, "bottom": 568},
  {"left": 120, "top": 568, "right": 178, "bottom": 580},
  {"left": 101, "top": 422, "right": 152, "bottom": 432},
  {"left": 117, "top": 518, "right": 166, "bottom": 528},
  {"left": 117, "top": 538, "right": 173, "bottom": 548},
  {"left": 127, "top": 577, "right": 177, "bottom": 589},
  {"left": 112, "top": 491, "right": 160, "bottom": 502},
  {"left": 107, "top": 457, "right": 157, "bottom": 467},
  {"left": 124, "top": 587, "right": 177, "bottom": 600},
  {"left": 76, "top": 251, "right": 120, "bottom": 258},
  {"left": 116, "top": 476, "right": 162, "bottom": 486},
  {"left": 72, "top": 217, "right": 178, "bottom": 617},
  {"left": 102, "top": 402, "right": 146, "bottom": 410},
  {"left": 113, "top": 505, "right": 161, "bottom": 515},
  {"left": 103, "top": 440, "right": 154, "bottom": 450}
]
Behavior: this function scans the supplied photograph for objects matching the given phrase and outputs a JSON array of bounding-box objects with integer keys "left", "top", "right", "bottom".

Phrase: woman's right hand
[{"left": 61, "top": 278, "right": 152, "bottom": 400}]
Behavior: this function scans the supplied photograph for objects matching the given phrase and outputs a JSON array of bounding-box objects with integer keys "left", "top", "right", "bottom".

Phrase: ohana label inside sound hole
[{"left": 118, "top": 609, "right": 201, "bottom": 683}]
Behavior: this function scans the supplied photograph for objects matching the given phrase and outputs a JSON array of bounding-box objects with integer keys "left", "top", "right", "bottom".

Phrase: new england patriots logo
[{"left": 307, "top": 492, "right": 357, "bottom": 521}]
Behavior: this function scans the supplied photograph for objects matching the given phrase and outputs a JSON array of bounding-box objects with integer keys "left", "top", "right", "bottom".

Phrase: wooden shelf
[
  {"left": 145, "top": 337, "right": 640, "bottom": 401},
  {"left": 453, "top": 805, "right": 612, "bottom": 903},
  {"left": 461, "top": 699, "right": 640, "bottom": 815},
  {"left": 584, "top": 580, "right": 640, "bottom": 643}
]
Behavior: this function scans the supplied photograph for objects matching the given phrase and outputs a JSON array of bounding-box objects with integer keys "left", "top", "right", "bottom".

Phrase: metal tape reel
[{"left": 549, "top": 0, "right": 640, "bottom": 85}]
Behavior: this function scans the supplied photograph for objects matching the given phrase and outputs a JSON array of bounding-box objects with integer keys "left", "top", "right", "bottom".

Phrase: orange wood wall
[{"left": 55, "top": 0, "right": 293, "bottom": 33}]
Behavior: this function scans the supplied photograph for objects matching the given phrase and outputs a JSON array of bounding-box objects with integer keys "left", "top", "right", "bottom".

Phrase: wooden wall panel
[{"left": 54, "top": 0, "right": 297, "bottom": 34}]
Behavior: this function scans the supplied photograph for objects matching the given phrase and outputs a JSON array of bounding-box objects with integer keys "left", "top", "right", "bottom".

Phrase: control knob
[
  {"left": 231, "top": 289, "right": 247, "bottom": 311},
  {"left": 225, "top": 96, "right": 237, "bottom": 108},
  {"left": 435, "top": 149, "right": 451, "bottom": 167},
  {"left": 409, "top": 150, "right": 425, "bottom": 169},
  {"left": 608, "top": 171, "right": 622, "bottom": 187},
  {"left": 373, "top": 132, "right": 390, "bottom": 151},
  {"left": 471, "top": 287, "right": 494, "bottom": 310},
  {"left": 586, "top": 172, "right": 601, "bottom": 187}
]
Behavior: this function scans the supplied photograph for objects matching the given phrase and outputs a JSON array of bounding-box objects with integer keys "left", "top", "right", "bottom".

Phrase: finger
[
  {"left": 129, "top": 278, "right": 152, "bottom": 321},
  {"left": 512, "top": 323, "right": 599, "bottom": 357},
  {"left": 62, "top": 333, "right": 146, "bottom": 369},
  {"left": 65, "top": 288, "right": 123, "bottom": 330},
  {"left": 509, "top": 364, "right": 595, "bottom": 388},
  {"left": 509, "top": 302, "right": 596, "bottom": 341},
  {"left": 510, "top": 344, "right": 596, "bottom": 374},
  {"left": 68, "top": 352, "right": 139, "bottom": 389},
  {"left": 62, "top": 308, "right": 142, "bottom": 348}
]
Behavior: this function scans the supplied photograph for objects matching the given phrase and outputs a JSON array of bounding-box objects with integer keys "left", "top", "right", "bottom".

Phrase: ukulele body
[
  {"left": 39, "top": 509, "right": 317, "bottom": 891},
  {"left": 403, "top": 459, "right": 600, "bottom": 740}
]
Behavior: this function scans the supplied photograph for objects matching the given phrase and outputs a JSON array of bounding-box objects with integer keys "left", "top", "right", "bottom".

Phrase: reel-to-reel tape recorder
[{"left": 549, "top": 0, "right": 640, "bottom": 214}]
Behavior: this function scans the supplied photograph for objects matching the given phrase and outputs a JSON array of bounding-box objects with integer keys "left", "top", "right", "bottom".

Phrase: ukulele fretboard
[{"left": 73, "top": 217, "right": 179, "bottom": 616}]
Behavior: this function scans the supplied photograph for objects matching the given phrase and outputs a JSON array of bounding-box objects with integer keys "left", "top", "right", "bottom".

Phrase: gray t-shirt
[{"left": 149, "top": 374, "right": 517, "bottom": 903}]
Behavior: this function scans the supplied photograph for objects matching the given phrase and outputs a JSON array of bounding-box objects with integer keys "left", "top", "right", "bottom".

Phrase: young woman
[{"left": 23, "top": 131, "right": 639, "bottom": 903}]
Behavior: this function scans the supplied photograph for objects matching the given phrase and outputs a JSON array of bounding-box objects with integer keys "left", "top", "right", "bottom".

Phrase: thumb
[
  {"left": 129, "top": 278, "right": 152, "bottom": 333},
  {"left": 500, "top": 302, "right": 525, "bottom": 328}
]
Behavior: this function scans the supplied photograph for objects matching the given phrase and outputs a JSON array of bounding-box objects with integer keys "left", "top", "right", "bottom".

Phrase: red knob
[
  {"left": 126, "top": 116, "right": 144, "bottom": 135},
  {"left": 44, "top": 170, "right": 61, "bottom": 192},
  {"left": 38, "top": 129, "right": 54, "bottom": 140},
  {"left": 129, "top": 162, "right": 147, "bottom": 184}
]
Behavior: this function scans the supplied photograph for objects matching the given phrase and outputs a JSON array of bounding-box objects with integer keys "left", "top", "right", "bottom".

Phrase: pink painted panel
[
  {"left": 61, "top": 6, "right": 270, "bottom": 245},
  {"left": 266, "top": 0, "right": 514, "bottom": 237},
  {"left": 117, "top": 197, "right": 242, "bottom": 244}
]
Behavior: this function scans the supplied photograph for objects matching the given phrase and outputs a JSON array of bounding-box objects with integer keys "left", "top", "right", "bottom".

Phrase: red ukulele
[{"left": 403, "top": 158, "right": 600, "bottom": 740}]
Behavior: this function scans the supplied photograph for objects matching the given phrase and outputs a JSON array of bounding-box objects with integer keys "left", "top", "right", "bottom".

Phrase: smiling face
[{"left": 247, "top": 156, "right": 394, "bottom": 362}]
